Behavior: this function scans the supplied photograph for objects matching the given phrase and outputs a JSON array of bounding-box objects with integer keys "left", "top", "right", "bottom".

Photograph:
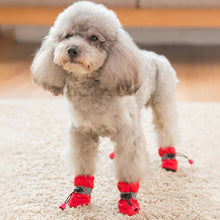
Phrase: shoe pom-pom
[
  {"left": 59, "top": 203, "right": 67, "bottom": 210},
  {"left": 188, "top": 159, "right": 194, "bottom": 165}
]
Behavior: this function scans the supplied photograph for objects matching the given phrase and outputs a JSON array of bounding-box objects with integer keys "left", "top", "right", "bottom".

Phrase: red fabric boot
[
  {"left": 117, "top": 182, "right": 140, "bottom": 216},
  {"left": 159, "top": 147, "right": 178, "bottom": 171},
  {"left": 68, "top": 176, "right": 94, "bottom": 207},
  {"left": 59, "top": 176, "right": 94, "bottom": 210}
]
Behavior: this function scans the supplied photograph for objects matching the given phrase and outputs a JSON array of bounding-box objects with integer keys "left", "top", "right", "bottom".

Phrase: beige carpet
[{"left": 0, "top": 99, "right": 220, "bottom": 220}]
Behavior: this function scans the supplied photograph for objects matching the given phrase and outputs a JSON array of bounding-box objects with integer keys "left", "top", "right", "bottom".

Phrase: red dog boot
[
  {"left": 117, "top": 182, "right": 140, "bottom": 216},
  {"left": 159, "top": 146, "right": 178, "bottom": 172},
  {"left": 59, "top": 176, "right": 94, "bottom": 210}
]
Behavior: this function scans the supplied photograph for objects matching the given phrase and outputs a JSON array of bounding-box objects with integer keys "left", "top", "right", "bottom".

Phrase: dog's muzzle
[{"left": 68, "top": 46, "right": 80, "bottom": 59}]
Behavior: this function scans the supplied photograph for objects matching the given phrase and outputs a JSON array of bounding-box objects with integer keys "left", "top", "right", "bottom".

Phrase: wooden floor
[
  {"left": 0, "top": 35, "right": 220, "bottom": 101},
  {"left": 1, "top": 7, "right": 220, "bottom": 28}
]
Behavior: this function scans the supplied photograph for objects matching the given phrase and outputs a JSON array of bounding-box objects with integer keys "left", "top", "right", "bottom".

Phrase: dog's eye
[
  {"left": 89, "top": 35, "right": 99, "bottom": 42},
  {"left": 65, "top": 34, "right": 72, "bottom": 39}
]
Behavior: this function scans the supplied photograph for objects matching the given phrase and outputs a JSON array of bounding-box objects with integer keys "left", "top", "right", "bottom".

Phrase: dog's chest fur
[
  {"left": 64, "top": 55, "right": 158, "bottom": 136},
  {"left": 66, "top": 74, "right": 112, "bottom": 109},
  {"left": 65, "top": 74, "right": 120, "bottom": 135}
]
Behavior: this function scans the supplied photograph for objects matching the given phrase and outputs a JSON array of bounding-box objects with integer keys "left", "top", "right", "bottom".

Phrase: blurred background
[{"left": 0, "top": 0, "right": 220, "bottom": 101}]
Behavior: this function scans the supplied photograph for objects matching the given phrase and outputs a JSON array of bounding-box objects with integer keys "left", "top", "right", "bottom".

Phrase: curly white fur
[{"left": 31, "top": 1, "right": 179, "bottom": 183}]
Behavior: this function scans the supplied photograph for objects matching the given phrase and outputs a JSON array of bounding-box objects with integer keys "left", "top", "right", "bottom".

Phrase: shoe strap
[
  {"left": 162, "top": 153, "right": 176, "bottom": 161},
  {"left": 120, "top": 192, "right": 137, "bottom": 200},
  {"left": 74, "top": 185, "right": 93, "bottom": 196},
  {"left": 62, "top": 186, "right": 92, "bottom": 205},
  {"left": 120, "top": 192, "right": 139, "bottom": 212}
]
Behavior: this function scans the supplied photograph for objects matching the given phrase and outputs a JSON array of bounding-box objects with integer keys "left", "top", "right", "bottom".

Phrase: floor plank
[{"left": 1, "top": 7, "right": 220, "bottom": 27}]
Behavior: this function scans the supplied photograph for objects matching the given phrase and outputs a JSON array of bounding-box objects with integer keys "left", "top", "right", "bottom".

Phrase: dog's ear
[
  {"left": 99, "top": 29, "right": 142, "bottom": 96},
  {"left": 31, "top": 36, "right": 66, "bottom": 96}
]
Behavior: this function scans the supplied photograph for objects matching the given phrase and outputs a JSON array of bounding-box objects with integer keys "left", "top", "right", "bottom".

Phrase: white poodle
[{"left": 31, "top": 1, "right": 180, "bottom": 216}]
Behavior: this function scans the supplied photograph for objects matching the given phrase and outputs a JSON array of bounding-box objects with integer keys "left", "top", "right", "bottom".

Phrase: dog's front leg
[
  {"left": 112, "top": 122, "right": 148, "bottom": 216},
  {"left": 61, "top": 126, "right": 99, "bottom": 209},
  {"left": 70, "top": 126, "right": 99, "bottom": 176}
]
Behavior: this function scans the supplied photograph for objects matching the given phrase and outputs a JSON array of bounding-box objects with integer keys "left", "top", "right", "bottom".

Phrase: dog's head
[
  {"left": 31, "top": 1, "right": 141, "bottom": 96},
  {"left": 52, "top": 1, "right": 120, "bottom": 75}
]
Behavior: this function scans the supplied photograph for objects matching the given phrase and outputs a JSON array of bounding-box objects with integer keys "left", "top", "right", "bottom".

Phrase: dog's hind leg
[
  {"left": 60, "top": 126, "right": 98, "bottom": 209},
  {"left": 150, "top": 55, "right": 180, "bottom": 172}
]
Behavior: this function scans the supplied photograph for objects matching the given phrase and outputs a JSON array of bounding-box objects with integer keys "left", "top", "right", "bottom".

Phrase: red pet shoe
[
  {"left": 59, "top": 175, "right": 94, "bottom": 210},
  {"left": 159, "top": 147, "right": 194, "bottom": 172},
  {"left": 117, "top": 181, "right": 140, "bottom": 216},
  {"left": 159, "top": 147, "right": 178, "bottom": 172}
]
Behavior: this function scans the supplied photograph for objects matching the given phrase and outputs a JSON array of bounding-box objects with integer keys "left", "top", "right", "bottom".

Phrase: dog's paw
[{"left": 159, "top": 147, "right": 178, "bottom": 172}]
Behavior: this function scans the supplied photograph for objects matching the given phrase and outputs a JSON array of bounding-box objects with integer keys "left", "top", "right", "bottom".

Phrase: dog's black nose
[{"left": 68, "top": 46, "right": 79, "bottom": 58}]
